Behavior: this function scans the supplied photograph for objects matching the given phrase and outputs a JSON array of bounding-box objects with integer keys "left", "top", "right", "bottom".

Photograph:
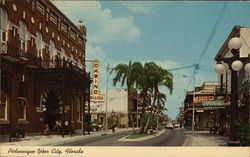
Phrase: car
[
  {"left": 174, "top": 123, "right": 180, "bottom": 128},
  {"left": 165, "top": 123, "right": 173, "bottom": 129}
]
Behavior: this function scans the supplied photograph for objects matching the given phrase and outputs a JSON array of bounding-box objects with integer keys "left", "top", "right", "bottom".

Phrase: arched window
[
  {"left": 49, "top": 40, "right": 56, "bottom": 59},
  {"left": 0, "top": 7, "right": 8, "bottom": 52},
  {"left": 35, "top": 31, "right": 43, "bottom": 57},
  {"left": 19, "top": 21, "right": 28, "bottom": 51},
  {"left": 60, "top": 48, "right": 65, "bottom": 59}
]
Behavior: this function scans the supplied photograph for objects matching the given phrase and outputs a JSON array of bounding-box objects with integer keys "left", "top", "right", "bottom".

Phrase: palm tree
[
  {"left": 151, "top": 66, "right": 173, "bottom": 106},
  {"left": 111, "top": 61, "right": 173, "bottom": 134},
  {"left": 132, "top": 62, "right": 157, "bottom": 133},
  {"left": 110, "top": 61, "right": 138, "bottom": 132},
  {"left": 132, "top": 62, "right": 173, "bottom": 133},
  {"left": 155, "top": 92, "right": 167, "bottom": 130}
]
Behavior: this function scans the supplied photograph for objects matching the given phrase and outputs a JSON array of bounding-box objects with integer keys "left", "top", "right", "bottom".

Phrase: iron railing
[{"left": 1, "top": 42, "right": 90, "bottom": 79}]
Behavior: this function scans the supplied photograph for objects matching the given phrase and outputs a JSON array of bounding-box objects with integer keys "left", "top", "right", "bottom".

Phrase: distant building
[
  {"left": 0, "top": 0, "right": 91, "bottom": 136},
  {"left": 90, "top": 89, "right": 129, "bottom": 127},
  {"left": 183, "top": 82, "right": 228, "bottom": 132}
]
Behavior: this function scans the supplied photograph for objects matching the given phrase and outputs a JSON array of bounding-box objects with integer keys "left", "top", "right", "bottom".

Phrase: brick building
[{"left": 0, "top": 0, "right": 91, "bottom": 136}]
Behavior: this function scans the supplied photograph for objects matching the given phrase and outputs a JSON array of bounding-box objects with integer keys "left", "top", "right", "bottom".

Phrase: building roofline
[
  {"left": 43, "top": 0, "right": 87, "bottom": 40},
  {"left": 214, "top": 25, "right": 242, "bottom": 61}
]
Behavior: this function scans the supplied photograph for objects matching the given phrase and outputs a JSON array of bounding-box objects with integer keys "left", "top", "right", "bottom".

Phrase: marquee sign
[
  {"left": 193, "top": 96, "right": 214, "bottom": 103},
  {"left": 90, "top": 60, "right": 105, "bottom": 103}
]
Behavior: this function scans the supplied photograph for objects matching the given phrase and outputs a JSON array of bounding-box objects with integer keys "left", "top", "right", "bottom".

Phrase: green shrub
[{"left": 236, "top": 121, "right": 250, "bottom": 146}]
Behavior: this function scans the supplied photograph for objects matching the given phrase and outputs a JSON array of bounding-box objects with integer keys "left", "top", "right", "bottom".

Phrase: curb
[
  {"left": 2, "top": 128, "right": 133, "bottom": 146},
  {"left": 47, "top": 128, "right": 132, "bottom": 146},
  {"left": 183, "top": 135, "right": 192, "bottom": 146},
  {"left": 118, "top": 129, "right": 166, "bottom": 142}
]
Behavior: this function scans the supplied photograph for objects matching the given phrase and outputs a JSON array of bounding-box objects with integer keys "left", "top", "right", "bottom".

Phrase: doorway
[{"left": 44, "top": 91, "right": 61, "bottom": 131}]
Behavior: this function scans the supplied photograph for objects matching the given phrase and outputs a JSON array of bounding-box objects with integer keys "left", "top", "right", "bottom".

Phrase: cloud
[
  {"left": 86, "top": 45, "right": 106, "bottom": 62},
  {"left": 53, "top": 1, "right": 140, "bottom": 44},
  {"left": 122, "top": 2, "right": 155, "bottom": 15}
]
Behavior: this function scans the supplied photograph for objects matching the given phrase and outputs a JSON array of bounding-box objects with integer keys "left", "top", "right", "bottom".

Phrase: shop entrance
[{"left": 44, "top": 91, "right": 61, "bottom": 131}]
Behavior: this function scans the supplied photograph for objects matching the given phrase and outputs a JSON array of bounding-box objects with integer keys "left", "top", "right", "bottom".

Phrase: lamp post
[{"left": 214, "top": 37, "right": 250, "bottom": 146}]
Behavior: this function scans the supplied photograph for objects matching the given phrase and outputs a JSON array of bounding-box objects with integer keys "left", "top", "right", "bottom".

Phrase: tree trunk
[
  {"left": 130, "top": 113, "right": 135, "bottom": 134},
  {"left": 139, "top": 89, "right": 147, "bottom": 134},
  {"left": 144, "top": 114, "right": 151, "bottom": 133}
]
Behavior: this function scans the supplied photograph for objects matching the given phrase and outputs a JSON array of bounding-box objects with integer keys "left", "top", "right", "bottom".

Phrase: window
[
  {"left": 0, "top": 7, "right": 8, "bottom": 43},
  {"left": 31, "top": 37, "right": 35, "bottom": 46},
  {"left": 70, "top": 31, "right": 76, "bottom": 40},
  {"left": 50, "top": 13, "right": 57, "bottom": 25},
  {"left": 77, "top": 97, "right": 81, "bottom": 121},
  {"left": 18, "top": 81, "right": 27, "bottom": 120},
  {"left": 71, "top": 98, "right": 74, "bottom": 122},
  {"left": 45, "top": 45, "right": 49, "bottom": 53},
  {"left": 61, "top": 23, "right": 67, "bottom": 33},
  {"left": 36, "top": 2, "right": 44, "bottom": 15},
  {"left": 35, "top": 31, "right": 43, "bottom": 57},
  {"left": 12, "top": 26, "right": 18, "bottom": 37},
  {"left": 19, "top": 21, "right": 28, "bottom": 51},
  {"left": 0, "top": 90, "right": 8, "bottom": 120}
]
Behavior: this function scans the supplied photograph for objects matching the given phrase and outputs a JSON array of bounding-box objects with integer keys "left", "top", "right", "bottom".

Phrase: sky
[{"left": 53, "top": 1, "right": 250, "bottom": 120}]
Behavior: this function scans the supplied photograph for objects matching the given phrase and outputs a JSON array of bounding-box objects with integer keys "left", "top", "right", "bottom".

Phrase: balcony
[
  {"left": 1, "top": 42, "right": 41, "bottom": 68},
  {"left": 214, "top": 85, "right": 227, "bottom": 96},
  {"left": 40, "top": 58, "right": 90, "bottom": 79},
  {"left": 1, "top": 42, "right": 90, "bottom": 79},
  {"left": 0, "top": 41, "right": 7, "bottom": 54}
]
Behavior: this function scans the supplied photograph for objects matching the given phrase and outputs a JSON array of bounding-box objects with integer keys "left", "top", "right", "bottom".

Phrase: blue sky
[{"left": 53, "top": 1, "right": 250, "bottom": 120}]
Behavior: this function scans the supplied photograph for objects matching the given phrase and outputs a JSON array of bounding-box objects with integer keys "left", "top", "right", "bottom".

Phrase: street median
[{"left": 118, "top": 129, "right": 165, "bottom": 142}]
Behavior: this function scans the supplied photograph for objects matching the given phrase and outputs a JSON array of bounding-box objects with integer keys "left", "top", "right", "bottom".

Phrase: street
[{"left": 58, "top": 129, "right": 188, "bottom": 146}]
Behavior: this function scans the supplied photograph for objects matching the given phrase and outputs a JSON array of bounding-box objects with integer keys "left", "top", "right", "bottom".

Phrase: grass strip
[{"left": 125, "top": 132, "right": 156, "bottom": 139}]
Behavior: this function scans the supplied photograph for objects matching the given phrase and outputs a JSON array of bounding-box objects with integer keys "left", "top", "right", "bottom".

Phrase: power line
[
  {"left": 197, "top": 2, "right": 226, "bottom": 64},
  {"left": 167, "top": 64, "right": 198, "bottom": 72}
]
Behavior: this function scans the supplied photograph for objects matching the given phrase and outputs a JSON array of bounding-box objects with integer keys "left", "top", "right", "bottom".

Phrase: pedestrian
[
  {"left": 53, "top": 120, "right": 62, "bottom": 134},
  {"left": 43, "top": 124, "right": 49, "bottom": 135},
  {"left": 112, "top": 124, "right": 116, "bottom": 133}
]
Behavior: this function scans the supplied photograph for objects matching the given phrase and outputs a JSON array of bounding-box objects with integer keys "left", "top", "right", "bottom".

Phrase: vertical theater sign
[{"left": 90, "top": 60, "right": 105, "bottom": 103}]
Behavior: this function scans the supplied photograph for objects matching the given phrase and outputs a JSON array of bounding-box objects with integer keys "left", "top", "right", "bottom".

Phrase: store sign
[
  {"left": 90, "top": 94, "right": 105, "bottom": 102},
  {"left": 92, "top": 60, "right": 100, "bottom": 95},
  {"left": 196, "top": 110, "right": 204, "bottom": 113},
  {"left": 90, "top": 60, "right": 105, "bottom": 103},
  {"left": 193, "top": 96, "right": 214, "bottom": 103},
  {"left": 202, "top": 100, "right": 224, "bottom": 106}
]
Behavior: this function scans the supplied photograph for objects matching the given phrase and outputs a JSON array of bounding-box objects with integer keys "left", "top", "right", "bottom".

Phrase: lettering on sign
[
  {"left": 193, "top": 96, "right": 214, "bottom": 103},
  {"left": 90, "top": 94, "right": 105, "bottom": 103},
  {"left": 92, "top": 60, "right": 99, "bottom": 95},
  {"left": 202, "top": 100, "right": 224, "bottom": 106},
  {"left": 90, "top": 60, "right": 105, "bottom": 103}
]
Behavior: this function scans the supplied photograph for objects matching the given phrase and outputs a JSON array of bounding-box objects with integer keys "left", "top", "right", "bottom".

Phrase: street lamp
[{"left": 214, "top": 37, "right": 250, "bottom": 146}]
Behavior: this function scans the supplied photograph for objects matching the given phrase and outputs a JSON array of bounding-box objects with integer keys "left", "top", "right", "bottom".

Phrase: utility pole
[
  {"left": 136, "top": 93, "right": 139, "bottom": 128},
  {"left": 192, "top": 64, "right": 199, "bottom": 134},
  {"left": 105, "top": 63, "right": 110, "bottom": 133}
]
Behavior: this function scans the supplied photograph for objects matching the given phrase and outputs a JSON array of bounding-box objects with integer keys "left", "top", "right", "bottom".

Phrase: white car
[{"left": 165, "top": 124, "right": 173, "bottom": 129}]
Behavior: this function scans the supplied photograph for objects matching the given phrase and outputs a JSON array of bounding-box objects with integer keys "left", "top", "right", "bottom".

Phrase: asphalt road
[{"left": 58, "top": 128, "right": 188, "bottom": 146}]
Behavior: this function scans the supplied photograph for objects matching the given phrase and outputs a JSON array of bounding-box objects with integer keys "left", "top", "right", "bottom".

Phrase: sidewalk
[
  {"left": 183, "top": 130, "right": 228, "bottom": 146},
  {"left": 0, "top": 128, "right": 132, "bottom": 146}
]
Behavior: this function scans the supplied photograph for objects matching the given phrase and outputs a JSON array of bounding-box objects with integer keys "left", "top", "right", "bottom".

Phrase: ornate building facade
[{"left": 0, "top": 0, "right": 91, "bottom": 136}]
